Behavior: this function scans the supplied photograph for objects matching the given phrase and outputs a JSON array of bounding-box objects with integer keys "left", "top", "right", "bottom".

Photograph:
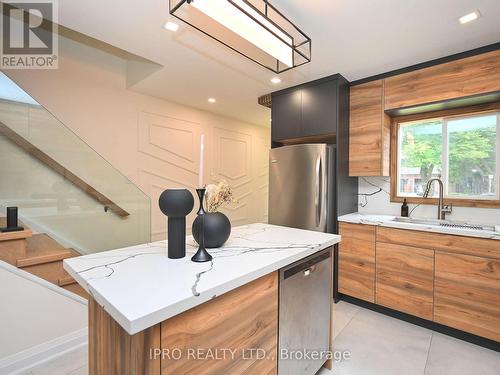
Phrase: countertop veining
[{"left": 64, "top": 223, "right": 340, "bottom": 335}]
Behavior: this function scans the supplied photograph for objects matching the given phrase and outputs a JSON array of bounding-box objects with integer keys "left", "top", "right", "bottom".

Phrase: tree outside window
[{"left": 397, "top": 112, "right": 498, "bottom": 200}]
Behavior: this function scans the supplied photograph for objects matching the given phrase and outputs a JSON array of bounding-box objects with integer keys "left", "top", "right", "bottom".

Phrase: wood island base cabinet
[{"left": 89, "top": 272, "right": 278, "bottom": 375}]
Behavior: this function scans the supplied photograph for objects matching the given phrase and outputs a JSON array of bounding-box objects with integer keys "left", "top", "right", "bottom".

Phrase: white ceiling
[{"left": 58, "top": 0, "right": 500, "bottom": 127}]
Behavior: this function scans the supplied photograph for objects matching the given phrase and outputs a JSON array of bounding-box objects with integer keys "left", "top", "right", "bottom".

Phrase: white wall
[
  {"left": 0, "top": 262, "right": 87, "bottom": 373},
  {"left": 4, "top": 34, "right": 270, "bottom": 242},
  {"left": 358, "top": 177, "right": 500, "bottom": 226}
]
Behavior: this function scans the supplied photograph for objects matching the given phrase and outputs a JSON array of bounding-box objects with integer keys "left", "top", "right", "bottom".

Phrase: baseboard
[
  {"left": 0, "top": 328, "right": 87, "bottom": 375},
  {"left": 339, "top": 293, "right": 500, "bottom": 353}
]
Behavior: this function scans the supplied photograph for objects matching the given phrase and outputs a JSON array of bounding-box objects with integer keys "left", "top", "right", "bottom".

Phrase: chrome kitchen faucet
[{"left": 423, "top": 178, "right": 453, "bottom": 220}]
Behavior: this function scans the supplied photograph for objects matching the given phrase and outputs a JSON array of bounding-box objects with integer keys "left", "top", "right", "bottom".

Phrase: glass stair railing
[{"left": 0, "top": 72, "right": 150, "bottom": 254}]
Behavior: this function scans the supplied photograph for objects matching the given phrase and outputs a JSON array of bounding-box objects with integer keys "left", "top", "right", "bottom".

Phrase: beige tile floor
[
  {"left": 319, "top": 301, "right": 500, "bottom": 375},
  {"left": 27, "top": 301, "right": 500, "bottom": 375}
]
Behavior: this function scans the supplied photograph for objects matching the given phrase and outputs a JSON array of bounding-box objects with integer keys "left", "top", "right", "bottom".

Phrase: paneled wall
[
  {"left": 137, "top": 111, "right": 269, "bottom": 240},
  {"left": 5, "top": 34, "right": 270, "bottom": 242}
]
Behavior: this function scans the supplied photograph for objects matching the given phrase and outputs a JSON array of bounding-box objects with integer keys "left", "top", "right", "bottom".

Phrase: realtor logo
[{"left": 1, "top": 0, "right": 58, "bottom": 69}]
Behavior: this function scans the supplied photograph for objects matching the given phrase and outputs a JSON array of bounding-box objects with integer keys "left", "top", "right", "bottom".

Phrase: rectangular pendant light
[
  {"left": 170, "top": 0, "right": 311, "bottom": 73},
  {"left": 190, "top": 0, "right": 293, "bottom": 67}
]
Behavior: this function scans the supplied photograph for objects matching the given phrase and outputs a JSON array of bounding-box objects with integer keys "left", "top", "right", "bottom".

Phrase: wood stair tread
[
  {"left": 16, "top": 234, "right": 80, "bottom": 267},
  {"left": 17, "top": 252, "right": 73, "bottom": 267},
  {"left": 0, "top": 228, "right": 32, "bottom": 242},
  {"left": 0, "top": 217, "right": 32, "bottom": 242},
  {"left": 58, "top": 275, "right": 77, "bottom": 287},
  {"left": 24, "top": 234, "right": 72, "bottom": 256},
  {"left": 0, "top": 221, "right": 87, "bottom": 299}
]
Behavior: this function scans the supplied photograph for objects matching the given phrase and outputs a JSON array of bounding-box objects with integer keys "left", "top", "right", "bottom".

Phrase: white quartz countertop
[
  {"left": 64, "top": 223, "right": 340, "bottom": 335},
  {"left": 339, "top": 212, "right": 500, "bottom": 240}
]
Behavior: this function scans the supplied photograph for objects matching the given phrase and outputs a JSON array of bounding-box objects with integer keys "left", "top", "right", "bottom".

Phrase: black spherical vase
[
  {"left": 158, "top": 189, "right": 194, "bottom": 259},
  {"left": 192, "top": 212, "right": 231, "bottom": 248}
]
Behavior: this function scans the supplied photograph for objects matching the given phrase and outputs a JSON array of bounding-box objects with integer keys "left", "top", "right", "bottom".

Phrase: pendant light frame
[{"left": 169, "top": 0, "right": 311, "bottom": 73}]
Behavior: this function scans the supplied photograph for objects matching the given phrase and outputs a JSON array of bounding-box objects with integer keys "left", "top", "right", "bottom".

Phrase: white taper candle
[{"left": 198, "top": 134, "right": 205, "bottom": 188}]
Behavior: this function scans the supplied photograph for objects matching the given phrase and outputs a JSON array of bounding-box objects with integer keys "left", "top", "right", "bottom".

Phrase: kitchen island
[{"left": 64, "top": 223, "right": 340, "bottom": 375}]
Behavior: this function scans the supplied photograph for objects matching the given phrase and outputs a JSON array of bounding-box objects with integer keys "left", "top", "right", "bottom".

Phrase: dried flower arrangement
[{"left": 204, "top": 180, "right": 237, "bottom": 213}]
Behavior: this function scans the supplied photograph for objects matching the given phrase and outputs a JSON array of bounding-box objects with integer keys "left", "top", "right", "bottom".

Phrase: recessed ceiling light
[
  {"left": 459, "top": 10, "right": 480, "bottom": 24},
  {"left": 270, "top": 77, "right": 281, "bottom": 84},
  {"left": 164, "top": 21, "right": 179, "bottom": 32},
  {"left": 208, "top": 98, "right": 216, "bottom": 103}
]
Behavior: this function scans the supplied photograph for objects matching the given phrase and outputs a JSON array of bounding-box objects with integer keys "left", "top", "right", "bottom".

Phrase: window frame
[{"left": 390, "top": 103, "right": 500, "bottom": 208}]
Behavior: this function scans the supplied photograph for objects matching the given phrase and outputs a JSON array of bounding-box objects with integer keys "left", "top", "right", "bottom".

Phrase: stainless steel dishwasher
[{"left": 279, "top": 248, "right": 333, "bottom": 375}]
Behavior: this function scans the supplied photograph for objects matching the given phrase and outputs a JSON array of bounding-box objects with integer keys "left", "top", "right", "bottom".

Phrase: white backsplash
[{"left": 357, "top": 177, "right": 500, "bottom": 226}]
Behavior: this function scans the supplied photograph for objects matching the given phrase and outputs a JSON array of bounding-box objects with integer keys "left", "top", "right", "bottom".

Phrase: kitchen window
[{"left": 392, "top": 109, "right": 500, "bottom": 207}]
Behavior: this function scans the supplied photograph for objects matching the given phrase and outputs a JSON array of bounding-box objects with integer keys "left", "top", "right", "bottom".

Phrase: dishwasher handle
[
  {"left": 303, "top": 265, "right": 316, "bottom": 277},
  {"left": 283, "top": 250, "right": 330, "bottom": 280}
]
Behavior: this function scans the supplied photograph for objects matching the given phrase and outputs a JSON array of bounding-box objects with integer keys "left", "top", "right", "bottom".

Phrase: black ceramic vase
[
  {"left": 192, "top": 212, "right": 231, "bottom": 248},
  {"left": 158, "top": 189, "right": 194, "bottom": 259}
]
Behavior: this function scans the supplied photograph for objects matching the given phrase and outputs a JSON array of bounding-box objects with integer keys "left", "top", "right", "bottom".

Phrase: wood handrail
[{"left": 0, "top": 121, "right": 130, "bottom": 217}]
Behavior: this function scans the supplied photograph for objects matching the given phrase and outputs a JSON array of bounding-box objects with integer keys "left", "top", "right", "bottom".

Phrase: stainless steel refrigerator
[
  {"left": 269, "top": 143, "right": 334, "bottom": 232},
  {"left": 268, "top": 142, "right": 358, "bottom": 292}
]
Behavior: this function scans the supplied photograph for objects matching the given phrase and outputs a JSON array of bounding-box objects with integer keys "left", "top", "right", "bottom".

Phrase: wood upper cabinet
[
  {"left": 349, "top": 80, "right": 390, "bottom": 176},
  {"left": 376, "top": 241, "right": 434, "bottom": 320},
  {"left": 384, "top": 49, "right": 500, "bottom": 110},
  {"left": 338, "top": 222, "right": 376, "bottom": 302},
  {"left": 434, "top": 252, "right": 500, "bottom": 342}
]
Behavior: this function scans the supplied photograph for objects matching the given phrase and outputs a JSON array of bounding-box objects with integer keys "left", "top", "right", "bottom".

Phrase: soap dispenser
[{"left": 401, "top": 199, "right": 409, "bottom": 217}]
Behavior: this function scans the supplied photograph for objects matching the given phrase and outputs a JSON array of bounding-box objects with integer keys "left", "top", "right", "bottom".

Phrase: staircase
[{"left": 0, "top": 217, "right": 87, "bottom": 299}]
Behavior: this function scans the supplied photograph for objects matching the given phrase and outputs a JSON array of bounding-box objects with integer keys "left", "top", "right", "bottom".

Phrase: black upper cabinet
[
  {"left": 271, "top": 75, "right": 347, "bottom": 143},
  {"left": 271, "top": 89, "right": 302, "bottom": 141},
  {"left": 301, "top": 81, "right": 337, "bottom": 136}
]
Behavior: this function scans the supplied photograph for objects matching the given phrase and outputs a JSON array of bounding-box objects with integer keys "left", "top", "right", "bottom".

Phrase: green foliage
[
  {"left": 448, "top": 127, "right": 496, "bottom": 194},
  {"left": 400, "top": 119, "right": 496, "bottom": 195},
  {"left": 400, "top": 121, "right": 442, "bottom": 182}
]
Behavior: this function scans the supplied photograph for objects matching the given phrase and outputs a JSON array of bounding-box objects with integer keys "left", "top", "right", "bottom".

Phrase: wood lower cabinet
[
  {"left": 338, "top": 223, "right": 376, "bottom": 302},
  {"left": 376, "top": 242, "right": 434, "bottom": 320},
  {"left": 338, "top": 222, "right": 500, "bottom": 342},
  {"left": 377, "top": 227, "right": 500, "bottom": 259},
  {"left": 434, "top": 252, "right": 500, "bottom": 342}
]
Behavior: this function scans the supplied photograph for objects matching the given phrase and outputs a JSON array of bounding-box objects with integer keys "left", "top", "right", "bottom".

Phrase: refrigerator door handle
[{"left": 315, "top": 155, "right": 322, "bottom": 227}]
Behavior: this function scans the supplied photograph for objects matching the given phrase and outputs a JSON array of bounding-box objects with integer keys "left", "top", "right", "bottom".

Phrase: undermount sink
[{"left": 391, "top": 217, "right": 496, "bottom": 232}]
